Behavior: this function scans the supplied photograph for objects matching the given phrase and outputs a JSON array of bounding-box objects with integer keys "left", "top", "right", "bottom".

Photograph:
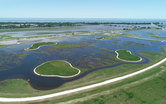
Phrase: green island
[
  {"left": 34, "top": 60, "right": 80, "bottom": 77},
  {"left": 116, "top": 50, "right": 141, "bottom": 62},
  {"left": 26, "top": 42, "right": 57, "bottom": 50},
  {"left": 96, "top": 36, "right": 115, "bottom": 40}
]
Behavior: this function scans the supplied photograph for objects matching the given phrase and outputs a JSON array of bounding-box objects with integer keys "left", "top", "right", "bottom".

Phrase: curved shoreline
[
  {"left": 34, "top": 60, "right": 81, "bottom": 78},
  {"left": 115, "top": 50, "right": 142, "bottom": 62},
  {"left": 0, "top": 56, "right": 166, "bottom": 102},
  {"left": 24, "top": 42, "right": 57, "bottom": 51}
]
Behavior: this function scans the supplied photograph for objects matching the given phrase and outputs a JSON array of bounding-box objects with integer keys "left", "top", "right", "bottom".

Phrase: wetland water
[
  {"left": 124, "top": 29, "right": 166, "bottom": 41},
  {"left": 0, "top": 29, "right": 166, "bottom": 90}
]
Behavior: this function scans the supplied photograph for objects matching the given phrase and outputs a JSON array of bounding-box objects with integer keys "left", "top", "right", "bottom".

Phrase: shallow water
[
  {"left": 1, "top": 25, "right": 116, "bottom": 38},
  {"left": 124, "top": 29, "right": 166, "bottom": 41},
  {"left": 0, "top": 32, "right": 166, "bottom": 90}
]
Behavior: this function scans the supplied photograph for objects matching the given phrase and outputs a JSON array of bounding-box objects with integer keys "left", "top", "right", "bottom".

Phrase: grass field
[
  {"left": 0, "top": 79, "right": 38, "bottom": 95},
  {"left": 35, "top": 60, "right": 79, "bottom": 76},
  {"left": 116, "top": 50, "right": 141, "bottom": 61},
  {"left": 27, "top": 42, "right": 57, "bottom": 50}
]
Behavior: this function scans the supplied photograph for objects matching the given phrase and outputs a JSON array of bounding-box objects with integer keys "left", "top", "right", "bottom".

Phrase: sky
[{"left": 0, "top": 0, "right": 166, "bottom": 19}]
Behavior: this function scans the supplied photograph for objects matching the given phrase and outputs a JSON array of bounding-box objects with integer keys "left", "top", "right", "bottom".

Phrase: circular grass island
[
  {"left": 34, "top": 60, "right": 80, "bottom": 78},
  {"left": 115, "top": 50, "right": 142, "bottom": 62}
]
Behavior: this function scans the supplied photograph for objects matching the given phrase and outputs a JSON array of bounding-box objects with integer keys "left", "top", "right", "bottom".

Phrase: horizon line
[{"left": 0, "top": 18, "right": 165, "bottom": 20}]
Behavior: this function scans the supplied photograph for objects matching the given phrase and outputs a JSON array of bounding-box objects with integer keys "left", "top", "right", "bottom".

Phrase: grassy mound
[
  {"left": 116, "top": 50, "right": 141, "bottom": 62},
  {"left": 35, "top": 60, "right": 79, "bottom": 76}
]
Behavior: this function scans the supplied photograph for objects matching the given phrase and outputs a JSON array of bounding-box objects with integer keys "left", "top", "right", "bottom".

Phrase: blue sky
[{"left": 0, "top": 0, "right": 166, "bottom": 19}]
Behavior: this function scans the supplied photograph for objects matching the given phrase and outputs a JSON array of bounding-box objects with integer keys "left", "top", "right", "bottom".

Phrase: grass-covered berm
[{"left": 26, "top": 42, "right": 57, "bottom": 50}]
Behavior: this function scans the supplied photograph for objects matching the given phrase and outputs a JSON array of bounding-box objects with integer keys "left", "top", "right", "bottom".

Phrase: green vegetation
[
  {"left": 27, "top": 42, "right": 57, "bottom": 50},
  {"left": 122, "top": 42, "right": 149, "bottom": 49},
  {"left": 0, "top": 79, "right": 38, "bottom": 97},
  {"left": 90, "top": 32, "right": 131, "bottom": 37},
  {"left": 151, "top": 36, "right": 166, "bottom": 39},
  {"left": 0, "top": 23, "right": 79, "bottom": 29},
  {"left": 14, "top": 53, "right": 28, "bottom": 58},
  {"left": 35, "top": 60, "right": 79, "bottom": 76},
  {"left": 36, "top": 32, "right": 59, "bottom": 35},
  {"left": 154, "top": 27, "right": 162, "bottom": 29},
  {"left": 147, "top": 32, "right": 156, "bottom": 36},
  {"left": 0, "top": 47, "right": 165, "bottom": 100},
  {"left": 0, "top": 33, "right": 18, "bottom": 41},
  {"left": 123, "top": 27, "right": 151, "bottom": 31},
  {"left": 59, "top": 64, "right": 166, "bottom": 104},
  {"left": 96, "top": 36, "right": 115, "bottom": 40},
  {"left": 0, "top": 45, "right": 7, "bottom": 48},
  {"left": 37, "top": 48, "right": 166, "bottom": 104},
  {"left": 0, "top": 26, "right": 81, "bottom": 33},
  {"left": 116, "top": 50, "right": 141, "bottom": 61},
  {"left": 0, "top": 22, "right": 153, "bottom": 29},
  {"left": 54, "top": 43, "right": 85, "bottom": 48}
]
